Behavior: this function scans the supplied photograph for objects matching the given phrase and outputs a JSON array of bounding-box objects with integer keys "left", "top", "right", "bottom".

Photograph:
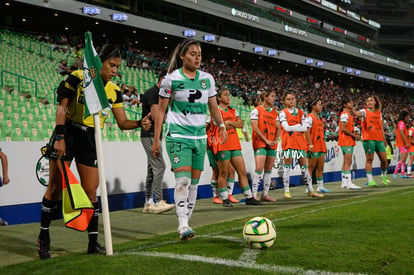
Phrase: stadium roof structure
[{"left": 3, "top": 0, "right": 414, "bottom": 91}]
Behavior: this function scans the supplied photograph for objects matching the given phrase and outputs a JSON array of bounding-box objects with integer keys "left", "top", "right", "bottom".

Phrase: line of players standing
[{"left": 206, "top": 90, "right": 414, "bottom": 207}]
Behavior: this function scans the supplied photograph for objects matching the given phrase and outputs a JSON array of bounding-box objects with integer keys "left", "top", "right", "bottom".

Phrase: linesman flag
[
  {"left": 59, "top": 160, "right": 94, "bottom": 231},
  {"left": 83, "top": 31, "right": 109, "bottom": 118}
]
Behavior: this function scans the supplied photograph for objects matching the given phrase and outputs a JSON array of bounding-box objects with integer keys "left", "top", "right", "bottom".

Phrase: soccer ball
[{"left": 243, "top": 216, "right": 276, "bottom": 249}]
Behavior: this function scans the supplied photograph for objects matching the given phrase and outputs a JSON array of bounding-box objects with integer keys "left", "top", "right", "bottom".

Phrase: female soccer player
[
  {"left": 352, "top": 95, "right": 389, "bottom": 186},
  {"left": 206, "top": 119, "right": 238, "bottom": 204},
  {"left": 306, "top": 98, "right": 329, "bottom": 193},
  {"left": 337, "top": 96, "right": 361, "bottom": 190},
  {"left": 212, "top": 88, "right": 261, "bottom": 207},
  {"left": 37, "top": 44, "right": 151, "bottom": 260},
  {"left": 407, "top": 119, "right": 414, "bottom": 177},
  {"left": 393, "top": 110, "right": 410, "bottom": 178},
  {"left": 152, "top": 39, "right": 227, "bottom": 240},
  {"left": 279, "top": 93, "right": 323, "bottom": 199},
  {"left": 250, "top": 90, "right": 281, "bottom": 201}
]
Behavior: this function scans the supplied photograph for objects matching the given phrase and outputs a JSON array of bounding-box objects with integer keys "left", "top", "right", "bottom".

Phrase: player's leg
[
  {"left": 230, "top": 155, "right": 261, "bottom": 205},
  {"left": 38, "top": 159, "right": 64, "bottom": 260},
  {"left": 261, "top": 151, "right": 276, "bottom": 201},
  {"left": 252, "top": 149, "right": 265, "bottom": 199}
]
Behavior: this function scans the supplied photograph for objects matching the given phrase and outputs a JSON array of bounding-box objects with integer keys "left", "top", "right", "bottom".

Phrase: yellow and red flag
[{"left": 58, "top": 160, "right": 94, "bottom": 231}]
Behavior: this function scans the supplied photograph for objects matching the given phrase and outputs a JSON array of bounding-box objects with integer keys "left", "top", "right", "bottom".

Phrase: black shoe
[
  {"left": 38, "top": 238, "right": 51, "bottom": 260},
  {"left": 222, "top": 199, "right": 233, "bottom": 207},
  {"left": 87, "top": 242, "right": 106, "bottom": 254},
  {"left": 245, "top": 197, "right": 262, "bottom": 205}
]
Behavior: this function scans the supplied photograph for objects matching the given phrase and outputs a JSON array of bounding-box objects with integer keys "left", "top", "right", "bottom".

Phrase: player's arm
[
  {"left": 305, "top": 117, "right": 313, "bottom": 152},
  {"left": 208, "top": 96, "right": 227, "bottom": 144},
  {"left": 251, "top": 119, "right": 269, "bottom": 144},
  {"left": 399, "top": 126, "right": 410, "bottom": 147},
  {"left": 152, "top": 96, "right": 169, "bottom": 158},
  {"left": 226, "top": 116, "right": 243, "bottom": 129},
  {"left": 0, "top": 150, "right": 9, "bottom": 185}
]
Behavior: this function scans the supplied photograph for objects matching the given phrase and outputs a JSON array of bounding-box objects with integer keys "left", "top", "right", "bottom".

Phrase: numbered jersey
[{"left": 159, "top": 68, "right": 216, "bottom": 139}]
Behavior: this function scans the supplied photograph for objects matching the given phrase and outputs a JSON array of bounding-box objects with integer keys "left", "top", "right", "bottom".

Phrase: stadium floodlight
[
  {"left": 253, "top": 47, "right": 263, "bottom": 53},
  {"left": 354, "top": 70, "right": 361, "bottom": 76},
  {"left": 267, "top": 49, "right": 277, "bottom": 56},
  {"left": 183, "top": 29, "right": 196, "bottom": 38},
  {"left": 376, "top": 75, "right": 384, "bottom": 81},
  {"left": 203, "top": 34, "right": 215, "bottom": 42},
  {"left": 82, "top": 6, "right": 101, "bottom": 16},
  {"left": 344, "top": 67, "right": 353, "bottom": 73},
  {"left": 316, "top": 61, "right": 324, "bottom": 67},
  {"left": 384, "top": 77, "right": 390, "bottom": 83},
  {"left": 305, "top": 58, "right": 313, "bottom": 65},
  {"left": 111, "top": 13, "right": 128, "bottom": 22}
]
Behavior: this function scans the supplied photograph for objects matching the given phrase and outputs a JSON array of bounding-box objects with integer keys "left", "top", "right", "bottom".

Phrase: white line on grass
[
  {"left": 124, "top": 251, "right": 366, "bottom": 275},
  {"left": 238, "top": 248, "right": 259, "bottom": 264}
]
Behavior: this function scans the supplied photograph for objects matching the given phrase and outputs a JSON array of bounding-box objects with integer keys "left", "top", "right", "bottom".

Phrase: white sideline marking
[
  {"left": 239, "top": 248, "right": 259, "bottom": 264},
  {"left": 123, "top": 251, "right": 365, "bottom": 275}
]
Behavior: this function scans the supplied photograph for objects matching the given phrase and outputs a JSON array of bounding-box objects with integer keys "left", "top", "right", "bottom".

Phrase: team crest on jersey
[
  {"left": 200, "top": 80, "right": 207, "bottom": 89},
  {"left": 347, "top": 148, "right": 351, "bottom": 152},
  {"left": 173, "top": 154, "right": 180, "bottom": 164}
]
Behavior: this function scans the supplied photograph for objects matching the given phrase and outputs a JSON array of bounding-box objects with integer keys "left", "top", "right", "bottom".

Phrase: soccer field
[{"left": 1, "top": 177, "right": 413, "bottom": 274}]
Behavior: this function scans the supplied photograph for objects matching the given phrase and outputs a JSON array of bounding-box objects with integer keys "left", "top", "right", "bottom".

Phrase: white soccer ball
[{"left": 243, "top": 216, "right": 276, "bottom": 249}]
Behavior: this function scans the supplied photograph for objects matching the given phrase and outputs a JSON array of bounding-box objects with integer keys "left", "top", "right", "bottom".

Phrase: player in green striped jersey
[{"left": 152, "top": 39, "right": 261, "bottom": 241}]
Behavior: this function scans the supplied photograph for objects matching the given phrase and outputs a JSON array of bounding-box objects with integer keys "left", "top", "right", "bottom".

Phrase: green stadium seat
[
  {"left": 11, "top": 128, "right": 25, "bottom": 141},
  {"left": 29, "top": 128, "right": 42, "bottom": 141}
]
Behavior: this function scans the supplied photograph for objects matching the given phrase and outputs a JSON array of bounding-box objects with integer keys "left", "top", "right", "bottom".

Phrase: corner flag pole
[
  {"left": 93, "top": 114, "right": 113, "bottom": 256},
  {"left": 83, "top": 31, "right": 113, "bottom": 256}
]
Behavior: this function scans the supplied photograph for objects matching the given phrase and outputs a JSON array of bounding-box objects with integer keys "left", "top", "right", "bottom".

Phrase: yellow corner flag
[{"left": 58, "top": 160, "right": 94, "bottom": 231}]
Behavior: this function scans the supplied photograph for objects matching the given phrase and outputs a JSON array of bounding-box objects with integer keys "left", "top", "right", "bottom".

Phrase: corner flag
[
  {"left": 83, "top": 31, "right": 109, "bottom": 118},
  {"left": 59, "top": 160, "right": 94, "bottom": 232}
]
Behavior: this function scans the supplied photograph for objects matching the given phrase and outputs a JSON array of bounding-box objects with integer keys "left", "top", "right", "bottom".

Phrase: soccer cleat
[
  {"left": 37, "top": 238, "right": 51, "bottom": 260},
  {"left": 381, "top": 176, "right": 389, "bottom": 186},
  {"left": 316, "top": 187, "right": 330, "bottom": 193},
  {"left": 308, "top": 192, "right": 324, "bottom": 198},
  {"left": 245, "top": 197, "right": 262, "bottom": 205},
  {"left": 407, "top": 174, "right": 414, "bottom": 178},
  {"left": 179, "top": 227, "right": 195, "bottom": 241},
  {"left": 213, "top": 196, "right": 223, "bottom": 204},
  {"left": 87, "top": 242, "right": 106, "bottom": 254},
  {"left": 0, "top": 217, "right": 8, "bottom": 226},
  {"left": 392, "top": 174, "right": 398, "bottom": 179},
  {"left": 365, "top": 180, "right": 377, "bottom": 187},
  {"left": 222, "top": 199, "right": 233, "bottom": 207},
  {"left": 400, "top": 175, "right": 409, "bottom": 179},
  {"left": 348, "top": 183, "right": 362, "bottom": 190},
  {"left": 284, "top": 192, "right": 292, "bottom": 199},
  {"left": 142, "top": 203, "right": 153, "bottom": 214},
  {"left": 260, "top": 195, "right": 276, "bottom": 202},
  {"left": 150, "top": 200, "right": 175, "bottom": 214},
  {"left": 341, "top": 182, "right": 349, "bottom": 189},
  {"left": 228, "top": 195, "right": 239, "bottom": 203}
]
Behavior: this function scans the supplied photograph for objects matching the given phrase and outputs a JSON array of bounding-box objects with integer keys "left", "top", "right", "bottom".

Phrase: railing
[{"left": 0, "top": 70, "right": 38, "bottom": 97}]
